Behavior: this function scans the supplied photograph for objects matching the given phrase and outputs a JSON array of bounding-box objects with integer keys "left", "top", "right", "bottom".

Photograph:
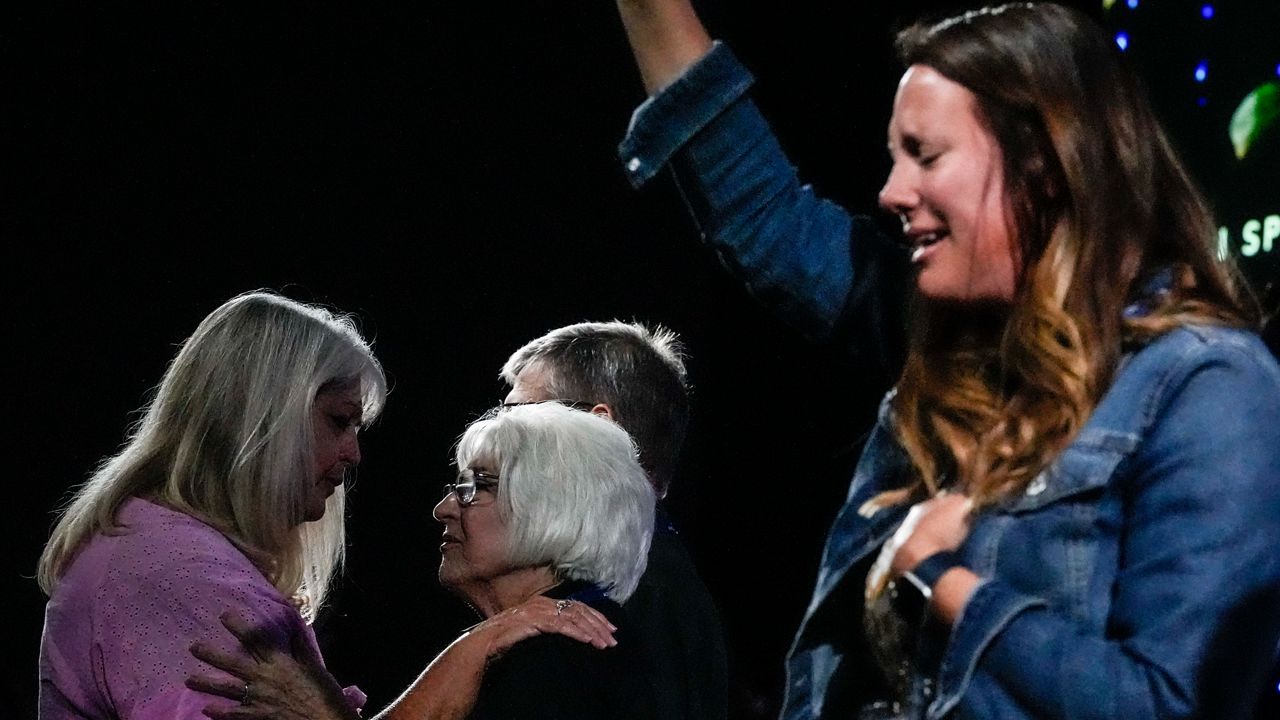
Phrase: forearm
[
  {"left": 616, "top": 0, "right": 713, "bottom": 95},
  {"left": 375, "top": 631, "right": 492, "bottom": 720},
  {"left": 375, "top": 597, "right": 619, "bottom": 720},
  {"left": 619, "top": 44, "right": 906, "bottom": 352}
]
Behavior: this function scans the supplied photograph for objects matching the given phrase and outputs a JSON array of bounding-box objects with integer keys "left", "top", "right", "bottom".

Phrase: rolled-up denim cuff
[
  {"left": 617, "top": 41, "right": 755, "bottom": 188},
  {"left": 929, "top": 579, "right": 1045, "bottom": 719}
]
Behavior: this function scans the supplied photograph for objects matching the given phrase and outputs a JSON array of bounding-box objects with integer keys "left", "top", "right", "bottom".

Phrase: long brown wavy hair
[{"left": 883, "top": 3, "right": 1256, "bottom": 509}]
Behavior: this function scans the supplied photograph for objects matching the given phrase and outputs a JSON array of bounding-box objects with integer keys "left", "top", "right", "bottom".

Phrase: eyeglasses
[
  {"left": 500, "top": 400, "right": 597, "bottom": 411},
  {"left": 443, "top": 469, "right": 500, "bottom": 506}
]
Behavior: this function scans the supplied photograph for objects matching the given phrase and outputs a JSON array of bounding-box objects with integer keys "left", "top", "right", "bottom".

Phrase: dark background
[{"left": 7, "top": 1, "right": 1277, "bottom": 718}]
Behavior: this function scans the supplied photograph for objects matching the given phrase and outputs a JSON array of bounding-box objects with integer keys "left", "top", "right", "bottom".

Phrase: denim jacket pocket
[{"left": 999, "top": 429, "right": 1137, "bottom": 514}]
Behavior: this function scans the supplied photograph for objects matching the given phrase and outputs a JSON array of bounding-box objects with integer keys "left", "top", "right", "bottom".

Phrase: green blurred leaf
[
  {"left": 1102, "top": 0, "right": 1117, "bottom": 11},
  {"left": 1229, "top": 82, "right": 1279, "bottom": 160}
]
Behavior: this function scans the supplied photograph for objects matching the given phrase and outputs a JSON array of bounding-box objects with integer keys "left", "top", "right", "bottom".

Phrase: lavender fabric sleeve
[{"left": 39, "top": 497, "right": 364, "bottom": 719}]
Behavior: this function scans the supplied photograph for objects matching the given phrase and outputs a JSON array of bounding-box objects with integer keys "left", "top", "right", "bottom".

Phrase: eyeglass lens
[{"left": 444, "top": 469, "right": 497, "bottom": 506}]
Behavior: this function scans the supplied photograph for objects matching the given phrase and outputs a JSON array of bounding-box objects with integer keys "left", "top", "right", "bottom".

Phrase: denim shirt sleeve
[
  {"left": 618, "top": 43, "right": 908, "bottom": 371},
  {"left": 932, "top": 330, "right": 1280, "bottom": 720}
]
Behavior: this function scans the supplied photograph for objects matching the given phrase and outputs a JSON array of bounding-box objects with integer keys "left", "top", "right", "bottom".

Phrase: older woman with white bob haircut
[
  {"left": 184, "top": 401, "right": 660, "bottom": 720},
  {"left": 434, "top": 401, "right": 659, "bottom": 719}
]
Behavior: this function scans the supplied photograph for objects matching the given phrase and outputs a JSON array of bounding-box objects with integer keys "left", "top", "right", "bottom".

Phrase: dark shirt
[
  {"left": 468, "top": 581, "right": 658, "bottom": 720},
  {"left": 624, "top": 511, "right": 729, "bottom": 720}
]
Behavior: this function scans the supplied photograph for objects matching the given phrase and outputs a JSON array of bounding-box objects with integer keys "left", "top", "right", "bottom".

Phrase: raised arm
[
  {"left": 615, "top": 0, "right": 713, "bottom": 94},
  {"left": 613, "top": 1, "right": 908, "bottom": 372}
]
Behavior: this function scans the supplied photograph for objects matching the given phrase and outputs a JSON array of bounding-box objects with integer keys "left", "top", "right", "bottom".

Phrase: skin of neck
[{"left": 459, "top": 565, "right": 561, "bottom": 618}]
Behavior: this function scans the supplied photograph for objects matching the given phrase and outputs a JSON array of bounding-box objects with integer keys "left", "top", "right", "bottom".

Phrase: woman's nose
[
  {"left": 878, "top": 162, "right": 918, "bottom": 216},
  {"left": 340, "top": 431, "right": 362, "bottom": 466},
  {"left": 432, "top": 493, "right": 456, "bottom": 522}
]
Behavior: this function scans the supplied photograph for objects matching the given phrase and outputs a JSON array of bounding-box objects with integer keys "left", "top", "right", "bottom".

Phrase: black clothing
[
  {"left": 624, "top": 513, "right": 729, "bottom": 720},
  {"left": 468, "top": 581, "right": 658, "bottom": 720}
]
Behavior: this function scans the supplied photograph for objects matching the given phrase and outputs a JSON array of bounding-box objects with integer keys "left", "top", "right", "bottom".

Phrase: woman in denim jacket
[{"left": 615, "top": 2, "right": 1280, "bottom": 718}]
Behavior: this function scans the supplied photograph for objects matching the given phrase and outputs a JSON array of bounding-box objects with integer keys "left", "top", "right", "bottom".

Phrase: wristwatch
[{"left": 901, "top": 549, "right": 964, "bottom": 601}]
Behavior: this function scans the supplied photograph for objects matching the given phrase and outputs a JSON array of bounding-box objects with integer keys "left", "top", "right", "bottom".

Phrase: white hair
[
  {"left": 38, "top": 291, "right": 386, "bottom": 620},
  {"left": 454, "top": 403, "right": 654, "bottom": 602}
]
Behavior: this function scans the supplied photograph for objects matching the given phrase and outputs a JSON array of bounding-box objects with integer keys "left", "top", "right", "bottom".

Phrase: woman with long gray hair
[{"left": 38, "top": 291, "right": 387, "bottom": 719}]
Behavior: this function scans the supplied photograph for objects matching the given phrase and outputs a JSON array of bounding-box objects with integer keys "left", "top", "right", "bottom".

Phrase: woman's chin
[{"left": 437, "top": 563, "right": 475, "bottom": 595}]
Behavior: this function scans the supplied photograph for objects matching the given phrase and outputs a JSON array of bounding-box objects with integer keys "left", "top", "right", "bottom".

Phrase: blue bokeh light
[
  {"left": 1201, "top": 5, "right": 1214, "bottom": 20},
  {"left": 1197, "top": 96, "right": 1208, "bottom": 107},
  {"left": 1127, "top": 0, "right": 1138, "bottom": 9},
  {"left": 1194, "top": 61, "right": 1208, "bottom": 83},
  {"left": 1116, "top": 32, "right": 1129, "bottom": 51}
]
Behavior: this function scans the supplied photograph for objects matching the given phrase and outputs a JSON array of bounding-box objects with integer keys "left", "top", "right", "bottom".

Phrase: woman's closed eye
[
  {"left": 329, "top": 414, "right": 362, "bottom": 432},
  {"left": 917, "top": 152, "right": 941, "bottom": 169}
]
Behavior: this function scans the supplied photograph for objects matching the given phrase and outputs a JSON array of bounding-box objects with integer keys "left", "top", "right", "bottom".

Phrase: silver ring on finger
[
  {"left": 241, "top": 682, "right": 252, "bottom": 706},
  {"left": 554, "top": 599, "right": 573, "bottom": 615}
]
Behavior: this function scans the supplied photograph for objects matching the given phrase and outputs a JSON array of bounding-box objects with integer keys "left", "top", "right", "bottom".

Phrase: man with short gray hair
[{"left": 502, "top": 321, "right": 728, "bottom": 720}]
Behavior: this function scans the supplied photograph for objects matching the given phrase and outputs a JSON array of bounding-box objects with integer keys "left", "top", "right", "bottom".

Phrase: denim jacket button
[{"left": 626, "top": 157, "right": 642, "bottom": 173}]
